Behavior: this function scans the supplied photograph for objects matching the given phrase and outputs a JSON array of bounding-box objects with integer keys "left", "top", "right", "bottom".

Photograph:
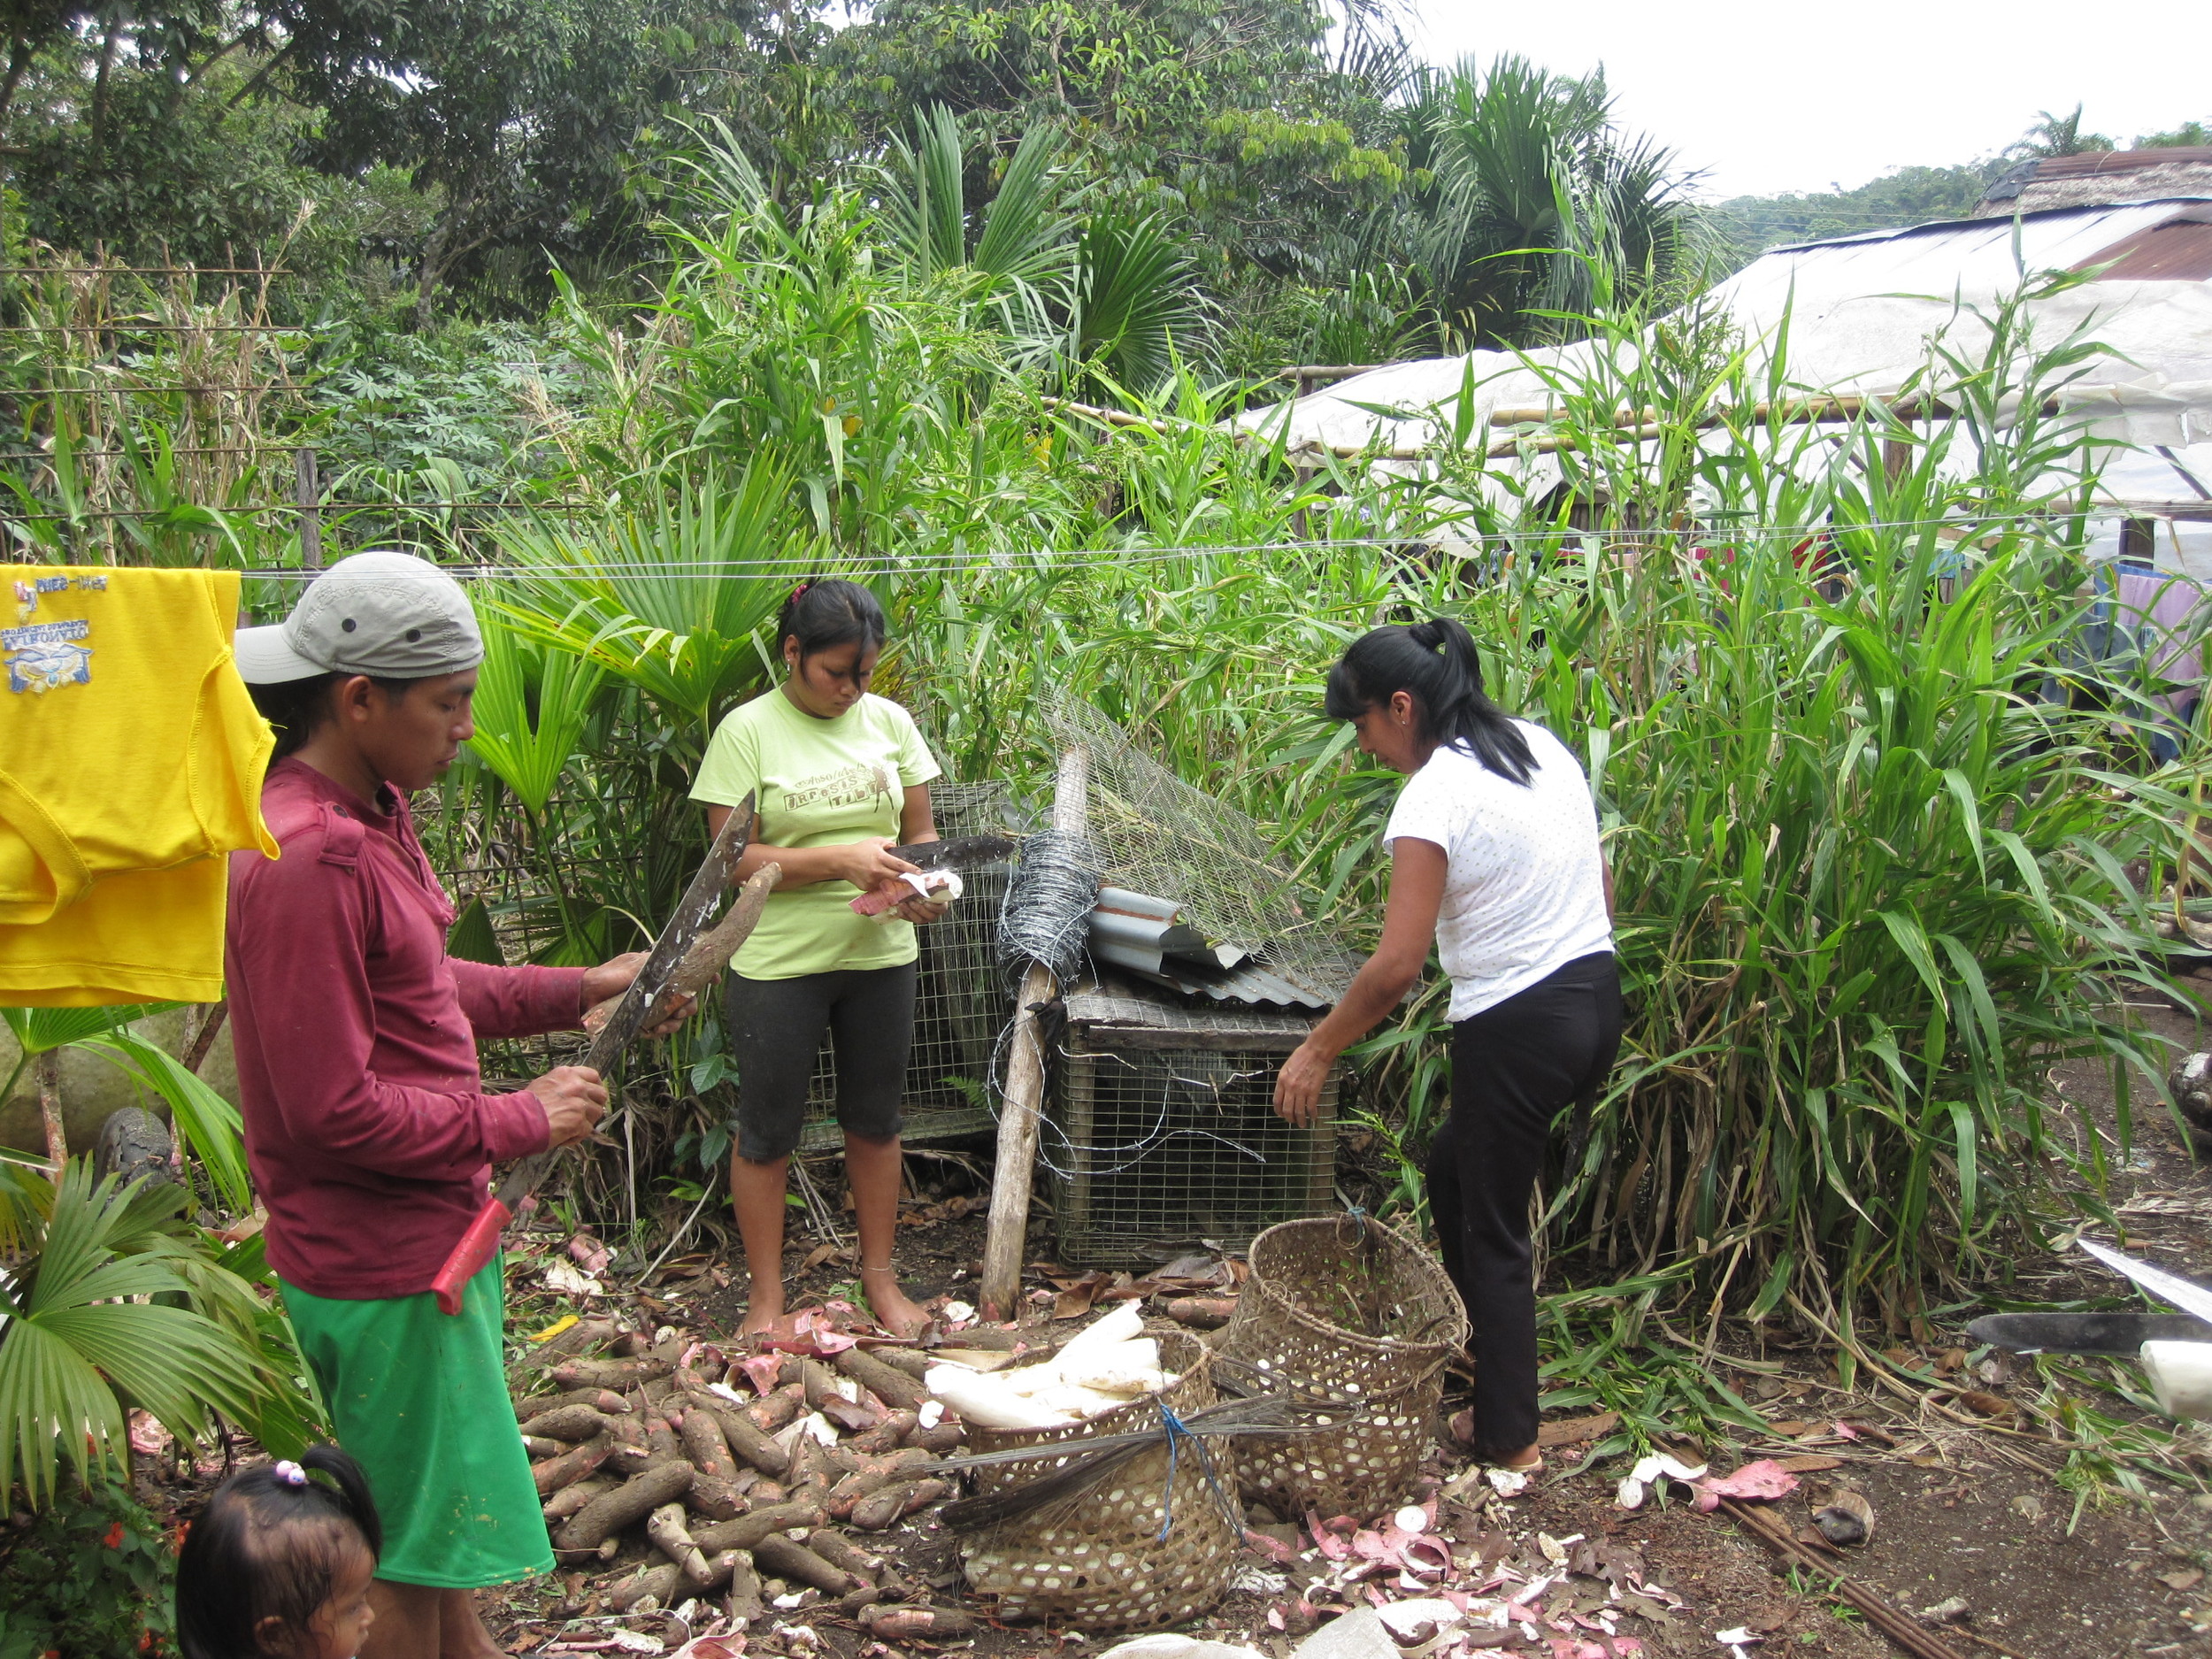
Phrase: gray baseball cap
[{"left": 234, "top": 551, "right": 483, "bottom": 684}]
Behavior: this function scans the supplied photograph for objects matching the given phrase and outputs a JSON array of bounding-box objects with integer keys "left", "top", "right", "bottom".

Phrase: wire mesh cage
[
  {"left": 1041, "top": 694, "right": 1356, "bottom": 1005},
  {"left": 796, "top": 780, "right": 1033, "bottom": 1149},
  {"left": 1047, "top": 975, "right": 1338, "bottom": 1267}
]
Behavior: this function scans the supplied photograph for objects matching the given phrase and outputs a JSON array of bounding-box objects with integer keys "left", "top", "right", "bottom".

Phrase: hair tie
[
  {"left": 272, "top": 1460, "right": 307, "bottom": 1487},
  {"left": 790, "top": 580, "right": 811, "bottom": 605}
]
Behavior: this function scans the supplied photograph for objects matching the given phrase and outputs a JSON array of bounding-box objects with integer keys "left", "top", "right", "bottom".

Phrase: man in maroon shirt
[{"left": 227, "top": 553, "right": 687, "bottom": 1659}]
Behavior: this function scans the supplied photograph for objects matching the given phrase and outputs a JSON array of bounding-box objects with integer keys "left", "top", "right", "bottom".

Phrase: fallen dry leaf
[
  {"left": 1778, "top": 1455, "right": 1844, "bottom": 1472},
  {"left": 1537, "top": 1410, "right": 1619, "bottom": 1448},
  {"left": 2161, "top": 1569, "right": 2205, "bottom": 1592}
]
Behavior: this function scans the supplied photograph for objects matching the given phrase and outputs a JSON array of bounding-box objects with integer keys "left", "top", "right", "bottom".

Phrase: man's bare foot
[{"left": 860, "top": 1264, "right": 931, "bottom": 1340}]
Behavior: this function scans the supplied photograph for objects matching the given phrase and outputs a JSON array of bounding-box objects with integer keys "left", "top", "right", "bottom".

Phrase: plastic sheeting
[{"left": 1239, "top": 198, "right": 2212, "bottom": 511}]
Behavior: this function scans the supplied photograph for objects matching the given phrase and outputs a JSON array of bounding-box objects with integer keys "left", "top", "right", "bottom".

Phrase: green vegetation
[
  {"left": 0, "top": 1471, "right": 177, "bottom": 1657},
  {"left": 1, "top": 12, "right": 2206, "bottom": 1516}
]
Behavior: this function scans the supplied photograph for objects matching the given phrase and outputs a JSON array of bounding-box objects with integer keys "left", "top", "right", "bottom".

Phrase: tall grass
[{"left": 4, "top": 161, "right": 2191, "bottom": 1351}]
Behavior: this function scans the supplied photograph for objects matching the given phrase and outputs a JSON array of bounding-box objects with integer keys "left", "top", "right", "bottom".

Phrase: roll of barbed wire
[{"left": 996, "top": 828, "right": 1102, "bottom": 987}]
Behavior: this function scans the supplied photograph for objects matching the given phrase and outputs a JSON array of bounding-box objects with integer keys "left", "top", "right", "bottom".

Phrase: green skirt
[{"left": 282, "top": 1258, "right": 551, "bottom": 1588}]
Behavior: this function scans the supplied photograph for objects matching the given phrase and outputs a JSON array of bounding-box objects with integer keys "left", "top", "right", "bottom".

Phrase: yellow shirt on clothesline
[
  {"left": 0, "top": 566, "right": 275, "bottom": 924},
  {"left": 0, "top": 566, "right": 275, "bottom": 1006}
]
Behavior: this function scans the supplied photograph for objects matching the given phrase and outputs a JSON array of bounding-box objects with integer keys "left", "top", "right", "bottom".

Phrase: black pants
[
  {"left": 1427, "top": 951, "right": 1623, "bottom": 1460},
  {"left": 725, "top": 961, "right": 918, "bottom": 1162}
]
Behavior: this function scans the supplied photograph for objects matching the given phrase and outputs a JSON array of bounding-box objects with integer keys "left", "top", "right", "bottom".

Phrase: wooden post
[
  {"left": 296, "top": 447, "right": 322, "bottom": 571},
  {"left": 180, "top": 1000, "right": 228, "bottom": 1075},
  {"left": 35, "top": 1051, "right": 64, "bottom": 1169},
  {"left": 978, "top": 748, "right": 1090, "bottom": 1322}
]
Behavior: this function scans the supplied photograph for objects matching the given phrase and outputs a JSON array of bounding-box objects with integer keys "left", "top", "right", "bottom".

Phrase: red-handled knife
[{"left": 429, "top": 792, "right": 757, "bottom": 1314}]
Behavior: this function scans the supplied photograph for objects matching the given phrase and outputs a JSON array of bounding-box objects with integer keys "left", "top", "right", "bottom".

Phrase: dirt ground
[{"left": 128, "top": 985, "right": 2212, "bottom": 1659}]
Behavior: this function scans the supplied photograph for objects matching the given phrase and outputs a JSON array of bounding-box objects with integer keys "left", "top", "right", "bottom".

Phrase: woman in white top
[{"left": 1274, "top": 617, "right": 1620, "bottom": 1474}]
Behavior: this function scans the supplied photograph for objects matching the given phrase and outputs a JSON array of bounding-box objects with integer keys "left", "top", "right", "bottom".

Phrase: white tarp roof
[{"left": 1240, "top": 199, "right": 2212, "bottom": 513}]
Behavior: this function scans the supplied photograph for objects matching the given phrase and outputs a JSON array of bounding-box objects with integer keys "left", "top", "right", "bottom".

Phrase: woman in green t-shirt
[{"left": 692, "top": 581, "right": 947, "bottom": 1339}]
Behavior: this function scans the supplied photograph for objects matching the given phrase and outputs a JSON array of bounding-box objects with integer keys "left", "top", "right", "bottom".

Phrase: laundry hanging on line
[{"left": 0, "top": 566, "right": 275, "bottom": 1007}]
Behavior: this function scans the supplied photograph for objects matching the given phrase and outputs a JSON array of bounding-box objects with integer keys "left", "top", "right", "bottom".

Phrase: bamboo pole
[
  {"left": 1040, "top": 396, "right": 1187, "bottom": 435},
  {"left": 979, "top": 748, "right": 1091, "bottom": 1322}
]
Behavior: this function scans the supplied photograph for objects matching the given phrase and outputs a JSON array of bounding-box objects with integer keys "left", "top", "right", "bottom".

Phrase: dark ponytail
[
  {"left": 1324, "top": 616, "right": 1536, "bottom": 785},
  {"left": 176, "top": 1445, "right": 382, "bottom": 1659},
  {"left": 776, "top": 579, "right": 886, "bottom": 664}
]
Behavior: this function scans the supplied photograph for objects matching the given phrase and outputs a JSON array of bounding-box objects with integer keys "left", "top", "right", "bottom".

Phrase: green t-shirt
[{"left": 690, "top": 688, "right": 944, "bottom": 979}]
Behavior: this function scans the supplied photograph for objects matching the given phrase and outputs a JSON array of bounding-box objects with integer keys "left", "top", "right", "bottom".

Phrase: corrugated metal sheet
[
  {"left": 1064, "top": 976, "right": 1318, "bottom": 1038},
  {"left": 1085, "top": 885, "right": 1342, "bottom": 1010},
  {"left": 2074, "top": 211, "right": 2212, "bottom": 282},
  {"left": 1979, "top": 149, "right": 2212, "bottom": 218}
]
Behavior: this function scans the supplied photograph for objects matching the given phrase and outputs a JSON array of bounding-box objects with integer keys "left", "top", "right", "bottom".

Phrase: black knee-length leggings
[
  {"left": 724, "top": 961, "right": 918, "bottom": 1162},
  {"left": 1427, "top": 950, "right": 1623, "bottom": 1461}
]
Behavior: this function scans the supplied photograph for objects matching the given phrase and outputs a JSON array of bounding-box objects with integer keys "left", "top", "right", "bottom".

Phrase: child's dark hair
[
  {"left": 776, "top": 579, "right": 885, "bottom": 664},
  {"left": 249, "top": 673, "right": 426, "bottom": 761},
  {"left": 176, "top": 1446, "right": 381, "bottom": 1659},
  {"left": 1324, "top": 616, "right": 1536, "bottom": 785}
]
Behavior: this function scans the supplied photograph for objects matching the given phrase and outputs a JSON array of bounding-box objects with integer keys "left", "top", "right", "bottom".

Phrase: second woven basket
[
  {"left": 1218, "top": 1215, "right": 1468, "bottom": 1520},
  {"left": 956, "top": 1329, "right": 1239, "bottom": 1632}
]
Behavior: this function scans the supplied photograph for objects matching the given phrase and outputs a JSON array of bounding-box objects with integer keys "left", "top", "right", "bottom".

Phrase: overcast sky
[{"left": 1405, "top": 0, "right": 2210, "bottom": 201}]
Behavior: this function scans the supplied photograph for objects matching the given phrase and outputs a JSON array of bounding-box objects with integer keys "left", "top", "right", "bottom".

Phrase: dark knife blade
[
  {"left": 1966, "top": 1310, "right": 2212, "bottom": 1356},
  {"left": 890, "top": 834, "right": 1018, "bottom": 871}
]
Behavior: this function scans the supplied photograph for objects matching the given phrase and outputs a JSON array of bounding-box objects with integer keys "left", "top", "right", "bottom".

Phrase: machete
[
  {"left": 849, "top": 833, "right": 1018, "bottom": 916},
  {"left": 1967, "top": 1310, "right": 2212, "bottom": 1356},
  {"left": 429, "top": 792, "right": 757, "bottom": 1315}
]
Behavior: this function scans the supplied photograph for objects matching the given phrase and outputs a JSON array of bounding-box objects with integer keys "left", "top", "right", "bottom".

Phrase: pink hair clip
[{"left": 272, "top": 1460, "right": 308, "bottom": 1487}]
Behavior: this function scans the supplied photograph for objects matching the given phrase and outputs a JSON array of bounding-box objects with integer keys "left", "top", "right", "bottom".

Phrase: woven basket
[
  {"left": 957, "top": 1330, "right": 1238, "bottom": 1632},
  {"left": 1217, "top": 1216, "right": 1468, "bottom": 1520}
]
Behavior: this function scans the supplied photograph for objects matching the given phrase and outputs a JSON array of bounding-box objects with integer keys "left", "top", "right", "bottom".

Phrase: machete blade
[
  {"left": 581, "top": 791, "right": 755, "bottom": 1074},
  {"left": 1967, "top": 1310, "right": 2212, "bottom": 1356}
]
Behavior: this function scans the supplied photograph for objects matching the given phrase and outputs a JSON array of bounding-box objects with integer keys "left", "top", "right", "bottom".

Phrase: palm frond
[
  {"left": 466, "top": 607, "right": 610, "bottom": 814},
  {"left": 1068, "top": 212, "right": 1211, "bottom": 396},
  {"left": 0, "top": 1162, "right": 277, "bottom": 1507}
]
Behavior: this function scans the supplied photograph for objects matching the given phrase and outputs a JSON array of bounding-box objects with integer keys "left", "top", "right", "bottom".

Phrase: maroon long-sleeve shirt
[{"left": 227, "top": 758, "right": 588, "bottom": 1299}]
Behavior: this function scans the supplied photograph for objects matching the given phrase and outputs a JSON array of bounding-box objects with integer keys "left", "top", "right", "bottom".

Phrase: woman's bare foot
[
  {"left": 1442, "top": 1412, "right": 1543, "bottom": 1474},
  {"left": 738, "top": 1283, "right": 787, "bottom": 1339},
  {"left": 860, "top": 1264, "right": 931, "bottom": 1340}
]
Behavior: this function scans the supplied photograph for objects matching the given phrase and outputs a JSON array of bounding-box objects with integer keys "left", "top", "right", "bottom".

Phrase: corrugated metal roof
[
  {"left": 2074, "top": 210, "right": 2212, "bottom": 282},
  {"left": 2035, "top": 148, "right": 2212, "bottom": 180},
  {"left": 1064, "top": 973, "right": 1318, "bottom": 1037}
]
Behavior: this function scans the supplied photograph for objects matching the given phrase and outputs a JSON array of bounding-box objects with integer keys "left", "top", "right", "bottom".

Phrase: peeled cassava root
[{"left": 925, "top": 1302, "right": 1174, "bottom": 1430}]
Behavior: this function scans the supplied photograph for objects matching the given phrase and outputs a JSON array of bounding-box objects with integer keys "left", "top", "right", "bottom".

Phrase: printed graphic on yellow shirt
[{"left": 6, "top": 572, "right": 107, "bottom": 692}]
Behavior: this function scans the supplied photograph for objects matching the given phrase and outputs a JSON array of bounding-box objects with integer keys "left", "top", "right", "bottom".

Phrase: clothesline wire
[{"left": 0, "top": 510, "right": 2130, "bottom": 586}]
